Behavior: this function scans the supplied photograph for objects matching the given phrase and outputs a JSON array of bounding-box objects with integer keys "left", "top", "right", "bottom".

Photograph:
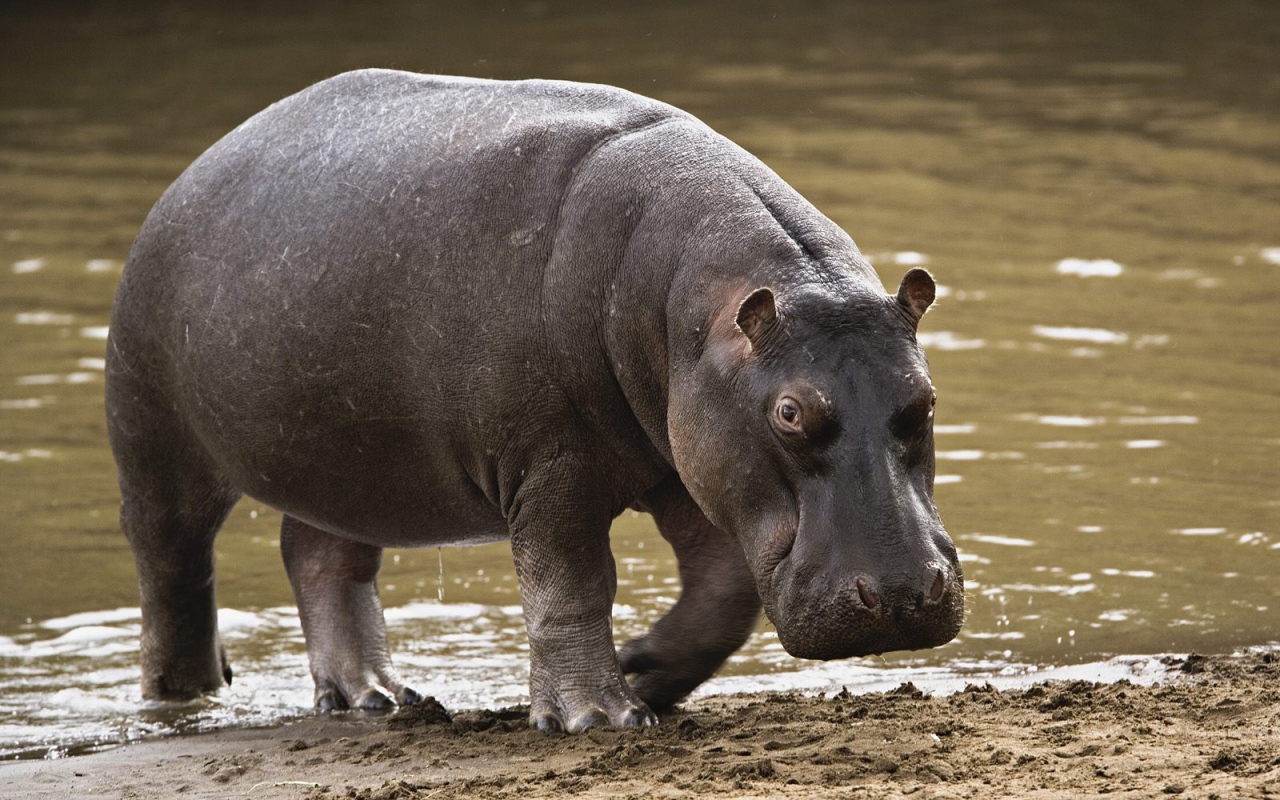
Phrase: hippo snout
[
  {"left": 768, "top": 557, "right": 965, "bottom": 661},
  {"left": 854, "top": 562, "right": 953, "bottom": 613}
]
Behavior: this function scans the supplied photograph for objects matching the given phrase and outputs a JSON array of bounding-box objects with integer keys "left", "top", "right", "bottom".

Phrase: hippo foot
[
  {"left": 313, "top": 678, "right": 423, "bottom": 713},
  {"left": 219, "top": 643, "right": 234, "bottom": 686},
  {"left": 141, "top": 639, "right": 236, "bottom": 701},
  {"left": 529, "top": 688, "right": 657, "bottom": 734},
  {"left": 620, "top": 632, "right": 742, "bottom": 712}
]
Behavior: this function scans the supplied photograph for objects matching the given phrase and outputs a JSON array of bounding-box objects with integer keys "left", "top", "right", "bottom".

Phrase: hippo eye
[
  {"left": 892, "top": 390, "right": 935, "bottom": 442},
  {"left": 775, "top": 397, "right": 803, "bottom": 432}
]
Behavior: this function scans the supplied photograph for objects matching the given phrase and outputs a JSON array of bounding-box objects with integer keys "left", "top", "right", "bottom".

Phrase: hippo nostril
[
  {"left": 928, "top": 567, "right": 946, "bottom": 604},
  {"left": 856, "top": 577, "right": 878, "bottom": 610}
]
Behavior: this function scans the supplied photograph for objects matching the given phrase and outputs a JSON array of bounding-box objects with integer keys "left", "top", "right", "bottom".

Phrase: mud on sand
[{"left": 4, "top": 651, "right": 1278, "bottom": 799}]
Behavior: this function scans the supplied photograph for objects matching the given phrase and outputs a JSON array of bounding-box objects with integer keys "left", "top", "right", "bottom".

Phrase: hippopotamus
[{"left": 105, "top": 69, "right": 963, "bottom": 733}]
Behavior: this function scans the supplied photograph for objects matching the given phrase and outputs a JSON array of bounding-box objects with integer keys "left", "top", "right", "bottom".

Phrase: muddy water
[{"left": 1, "top": 0, "right": 1277, "bottom": 759}]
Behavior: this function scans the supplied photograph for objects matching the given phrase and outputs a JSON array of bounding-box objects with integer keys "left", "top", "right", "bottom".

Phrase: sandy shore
[{"left": 3, "top": 651, "right": 1277, "bottom": 799}]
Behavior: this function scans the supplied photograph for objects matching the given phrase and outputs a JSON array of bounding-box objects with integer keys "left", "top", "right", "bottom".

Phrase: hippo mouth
[
  {"left": 754, "top": 517, "right": 798, "bottom": 592},
  {"left": 765, "top": 556, "right": 966, "bottom": 661},
  {"left": 752, "top": 508, "right": 966, "bottom": 661}
]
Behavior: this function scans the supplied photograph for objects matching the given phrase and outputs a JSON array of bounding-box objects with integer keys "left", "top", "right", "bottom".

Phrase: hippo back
[{"left": 109, "top": 71, "right": 706, "bottom": 543}]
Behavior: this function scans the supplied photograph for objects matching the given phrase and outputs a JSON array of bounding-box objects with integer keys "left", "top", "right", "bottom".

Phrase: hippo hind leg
[
  {"left": 620, "top": 474, "right": 762, "bottom": 710},
  {"left": 110, "top": 394, "right": 240, "bottom": 699},
  {"left": 280, "top": 516, "right": 422, "bottom": 711}
]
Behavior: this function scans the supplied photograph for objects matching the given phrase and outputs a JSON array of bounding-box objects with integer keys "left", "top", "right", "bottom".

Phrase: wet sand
[{"left": 3, "top": 650, "right": 1277, "bottom": 799}]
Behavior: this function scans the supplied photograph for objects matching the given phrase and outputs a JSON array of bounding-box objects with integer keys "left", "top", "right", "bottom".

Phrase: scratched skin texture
[{"left": 105, "top": 70, "right": 962, "bottom": 733}]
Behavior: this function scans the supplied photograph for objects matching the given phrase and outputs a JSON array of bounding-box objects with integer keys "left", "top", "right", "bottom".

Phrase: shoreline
[
  {"left": 3, "top": 650, "right": 1278, "bottom": 798},
  {"left": 0, "top": 650, "right": 1184, "bottom": 763}
]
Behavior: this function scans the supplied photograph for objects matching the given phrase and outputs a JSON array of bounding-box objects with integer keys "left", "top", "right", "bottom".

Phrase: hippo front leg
[
  {"left": 509, "top": 467, "right": 656, "bottom": 733},
  {"left": 620, "top": 474, "right": 762, "bottom": 710},
  {"left": 281, "top": 516, "right": 422, "bottom": 711}
]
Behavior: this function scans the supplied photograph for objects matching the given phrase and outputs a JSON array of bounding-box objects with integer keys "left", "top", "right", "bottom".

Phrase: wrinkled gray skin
[{"left": 106, "top": 70, "right": 963, "bottom": 734}]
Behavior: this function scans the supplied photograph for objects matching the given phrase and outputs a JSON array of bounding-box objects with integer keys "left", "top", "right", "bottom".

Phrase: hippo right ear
[
  {"left": 735, "top": 287, "right": 778, "bottom": 352},
  {"left": 896, "top": 268, "right": 936, "bottom": 324}
]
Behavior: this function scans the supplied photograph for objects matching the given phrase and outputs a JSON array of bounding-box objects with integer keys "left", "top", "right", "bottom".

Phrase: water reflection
[
  {"left": 1031, "top": 325, "right": 1129, "bottom": 345},
  {"left": 14, "top": 312, "right": 73, "bottom": 325},
  {"left": 961, "top": 534, "right": 1036, "bottom": 548},
  {"left": 1029, "top": 414, "right": 1105, "bottom": 426},
  {"left": 1055, "top": 258, "right": 1123, "bottom": 278},
  {"left": 1125, "top": 439, "right": 1165, "bottom": 449},
  {"left": 916, "top": 331, "right": 986, "bottom": 350}
]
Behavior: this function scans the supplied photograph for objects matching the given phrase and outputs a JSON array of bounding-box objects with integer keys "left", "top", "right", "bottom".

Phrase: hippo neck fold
[{"left": 583, "top": 117, "right": 881, "bottom": 481}]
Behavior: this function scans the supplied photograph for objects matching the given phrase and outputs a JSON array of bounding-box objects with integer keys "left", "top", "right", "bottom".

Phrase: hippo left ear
[
  {"left": 896, "top": 268, "right": 936, "bottom": 324},
  {"left": 735, "top": 287, "right": 778, "bottom": 351}
]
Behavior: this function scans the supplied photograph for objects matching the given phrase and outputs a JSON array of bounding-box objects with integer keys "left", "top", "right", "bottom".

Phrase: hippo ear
[
  {"left": 896, "top": 268, "right": 936, "bottom": 323},
  {"left": 735, "top": 287, "right": 778, "bottom": 351}
]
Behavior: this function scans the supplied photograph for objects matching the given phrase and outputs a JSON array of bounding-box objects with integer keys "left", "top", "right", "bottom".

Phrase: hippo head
[{"left": 668, "top": 267, "right": 963, "bottom": 660}]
